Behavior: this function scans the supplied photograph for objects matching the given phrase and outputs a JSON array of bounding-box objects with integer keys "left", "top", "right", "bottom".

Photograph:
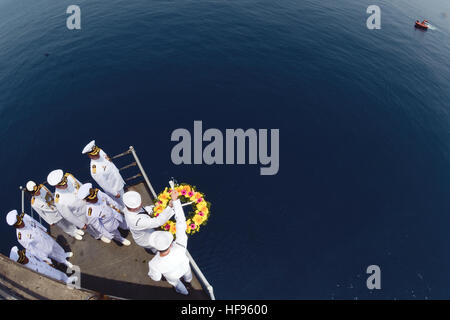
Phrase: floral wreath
[{"left": 151, "top": 183, "right": 211, "bottom": 236}]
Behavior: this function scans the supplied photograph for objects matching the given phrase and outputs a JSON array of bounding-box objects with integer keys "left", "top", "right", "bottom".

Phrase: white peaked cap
[
  {"left": 82, "top": 140, "right": 96, "bottom": 154},
  {"left": 123, "top": 191, "right": 142, "bottom": 209},
  {"left": 6, "top": 210, "right": 18, "bottom": 226},
  {"left": 149, "top": 231, "right": 174, "bottom": 251},
  {"left": 9, "top": 246, "right": 19, "bottom": 262},
  {"left": 47, "top": 169, "right": 64, "bottom": 186},
  {"left": 77, "top": 183, "right": 93, "bottom": 200},
  {"left": 26, "top": 181, "right": 37, "bottom": 192}
]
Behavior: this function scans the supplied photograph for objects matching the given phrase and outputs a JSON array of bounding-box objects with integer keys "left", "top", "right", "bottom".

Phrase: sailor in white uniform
[
  {"left": 77, "top": 183, "right": 131, "bottom": 246},
  {"left": 123, "top": 191, "right": 174, "bottom": 251},
  {"left": 9, "top": 246, "right": 77, "bottom": 284},
  {"left": 147, "top": 190, "right": 192, "bottom": 295},
  {"left": 6, "top": 210, "right": 74, "bottom": 269},
  {"left": 26, "top": 181, "right": 84, "bottom": 241},
  {"left": 82, "top": 140, "right": 126, "bottom": 208},
  {"left": 47, "top": 169, "right": 100, "bottom": 239}
]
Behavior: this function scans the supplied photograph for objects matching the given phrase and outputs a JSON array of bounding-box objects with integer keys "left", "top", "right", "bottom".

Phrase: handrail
[
  {"left": 129, "top": 146, "right": 157, "bottom": 199},
  {"left": 19, "top": 187, "right": 24, "bottom": 215},
  {"left": 186, "top": 250, "right": 216, "bottom": 300}
]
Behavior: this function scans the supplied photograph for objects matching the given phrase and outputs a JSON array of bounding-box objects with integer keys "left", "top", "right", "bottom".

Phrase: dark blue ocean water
[{"left": 1, "top": 0, "right": 450, "bottom": 299}]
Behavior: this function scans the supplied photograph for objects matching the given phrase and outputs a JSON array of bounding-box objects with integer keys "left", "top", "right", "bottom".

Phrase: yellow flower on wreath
[
  {"left": 193, "top": 214, "right": 205, "bottom": 225},
  {"left": 153, "top": 183, "right": 210, "bottom": 236},
  {"left": 196, "top": 202, "right": 207, "bottom": 212}
]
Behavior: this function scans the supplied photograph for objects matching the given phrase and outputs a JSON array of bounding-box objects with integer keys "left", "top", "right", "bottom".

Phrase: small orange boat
[{"left": 415, "top": 20, "right": 429, "bottom": 30}]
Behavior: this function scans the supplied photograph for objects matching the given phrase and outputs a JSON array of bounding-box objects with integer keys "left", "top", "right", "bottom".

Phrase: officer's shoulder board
[
  {"left": 18, "top": 232, "right": 21, "bottom": 240},
  {"left": 31, "top": 197, "right": 35, "bottom": 205},
  {"left": 92, "top": 164, "right": 96, "bottom": 174},
  {"left": 88, "top": 207, "right": 93, "bottom": 216},
  {"left": 55, "top": 193, "right": 60, "bottom": 203}
]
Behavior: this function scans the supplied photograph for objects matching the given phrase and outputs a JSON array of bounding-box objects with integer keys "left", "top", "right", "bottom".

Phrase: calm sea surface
[{"left": 1, "top": 0, "right": 450, "bottom": 299}]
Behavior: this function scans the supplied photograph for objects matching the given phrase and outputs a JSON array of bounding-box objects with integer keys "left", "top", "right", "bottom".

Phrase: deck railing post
[
  {"left": 19, "top": 186, "right": 26, "bottom": 217},
  {"left": 129, "top": 146, "right": 158, "bottom": 199}
]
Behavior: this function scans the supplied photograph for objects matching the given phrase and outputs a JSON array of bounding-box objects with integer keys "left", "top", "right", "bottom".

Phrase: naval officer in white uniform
[
  {"left": 47, "top": 169, "right": 100, "bottom": 239},
  {"left": 82, "top": 140, "right": 126, "bottom": 208},
  {"left": 10, "top": 246, "right": 78, "bottom": 284},
  {"left": 147, "top": 190, "right": 192, "bottom": 295},
  {"left": 6, "top": 210, "right": 74, "bottom": 269},
  {"left": 26, "top": 181, "right": 84, "bottom": 241},
  {"left": 77, "top": 183, "right": 131, "bottom": 246},
  {"left": 123, "top": 191, "right": 174, "bottom": 251}
]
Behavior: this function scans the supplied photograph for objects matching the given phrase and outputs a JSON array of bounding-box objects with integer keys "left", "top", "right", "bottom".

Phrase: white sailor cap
[
  {"left": 77, "top": 183, "right": 93, "bottom": 200},
  {"left": 149, "top": 231, "right": 173, "bottom": 251},
  {"left": 10, "top": 246, "right": 27, "bottom": 264},
  {"left": 27, "top": 180, "right": 37, "bottom": 192},
  {"left": 9, "top": 246, "right": 19, "bottom": 262},
  {"left": 6, "top": 210, "right": 19, "bottom": 226},
  {"left": 123, "top": 191, "right": 142, "bottom": 209},
  {"left": 47, "top": 169, "right": 64, "bottom": 186},
  {"left": 82, "top": 140, "right": 100, "bottom": 156}
]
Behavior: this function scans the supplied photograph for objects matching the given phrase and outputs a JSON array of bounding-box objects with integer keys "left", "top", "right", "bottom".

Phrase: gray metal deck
[{"left": 48, "top": 181, "right": 209, "bottom": 300}]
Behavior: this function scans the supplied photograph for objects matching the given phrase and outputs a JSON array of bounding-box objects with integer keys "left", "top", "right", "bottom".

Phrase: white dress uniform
[
  {"left": 9, "top": 247, "right": 77, "bottom": 284},
  {"left": 8, "top": 212, "right": 72, "bottom": 268},
  {"left": 124, "top": 206, "right": 174, "bottom": 249},
  {"left": 82, "top": 141, "right": 126, "bottom": 206},
  {"left": 81, "top": 186, "right": 128, "bottom": 243},
  {"left": 148, "top": 199, "right": 192, "bottom": 295},
  {"left": 48, "top": 170, "right": 100, "bottom": 239},
  {"left": 29, "top": 184, "right": 80, "bottom": 238}
]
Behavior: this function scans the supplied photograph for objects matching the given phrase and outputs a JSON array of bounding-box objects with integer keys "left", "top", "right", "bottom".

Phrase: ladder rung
[
  {"left": 125, "top": 173, "right": 142, "bottom": 181},
  {"left": 119, "top": 162, "right": 137, "bottom": 171},
  {"left": 112, "top": 150, "right": 132, "bottom": 159}
]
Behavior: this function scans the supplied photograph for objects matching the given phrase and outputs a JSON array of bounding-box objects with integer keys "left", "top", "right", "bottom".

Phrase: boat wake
[{"left": 425, "top": 22, "right": 437, "bottom": 30}]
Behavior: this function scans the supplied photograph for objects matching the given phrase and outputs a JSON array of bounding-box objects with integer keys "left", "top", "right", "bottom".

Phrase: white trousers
[
  {"left": 167, "top": 268, "right": 193, "bottom": 295},
  {"left": 55, "top": 219, "right": 79, "bottom": 237},
  {"left": 47, "top": 240, "right": 68, "bottom": 264}
]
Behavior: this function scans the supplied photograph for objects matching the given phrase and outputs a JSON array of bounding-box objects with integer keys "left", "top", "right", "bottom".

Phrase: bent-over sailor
[
  {"left": 77, "top": 183, "right": 130, "bottom": 246},
  {"left": 9, "top": 246, "right": 77, "bottom": 285},
  {"left": 123, "top": 191, "right": 174, "bottom": 252},
  {"left": 47, "top": 169, "right": 100, "bottom": 239},
  {"left": 6, "top": 210, "right": 74, "bottom": 268},
  {"left": 26, "top": 180, "right": 83, "bottom": 240}
]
